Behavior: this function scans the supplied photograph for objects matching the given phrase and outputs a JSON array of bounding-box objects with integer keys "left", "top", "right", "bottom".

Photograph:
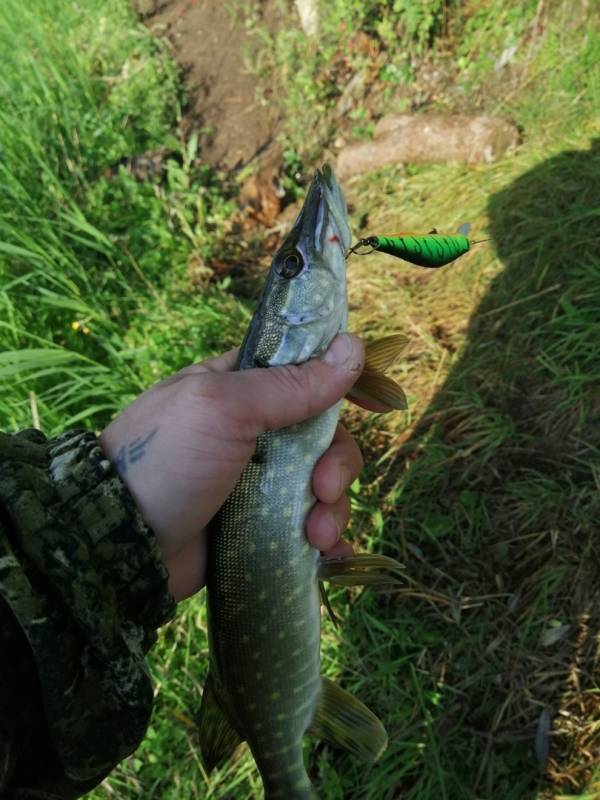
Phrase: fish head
[{"left": 239, "top": 165, "right": 352, "bottom": 369}]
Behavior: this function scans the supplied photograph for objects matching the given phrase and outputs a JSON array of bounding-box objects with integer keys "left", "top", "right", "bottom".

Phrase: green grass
[
  {"left": 243, "top": 0, "right": 458, "bottom": 160},
  {"left": 332, "top": 5, "right": 600, "bottom": 797},
  {"left": 2, "top": 0, "right": 599, "bottom": 799},
  {"left": 94, "top": 2, "right": 598, "bottom": 798},
  {"left": 0, "top": 0, "right": 247, "bottom": 435}
]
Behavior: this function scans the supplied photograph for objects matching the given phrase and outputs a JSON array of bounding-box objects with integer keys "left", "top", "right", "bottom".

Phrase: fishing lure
[{"left": 347, "top": 223, "right": 484, "bottom": 268}]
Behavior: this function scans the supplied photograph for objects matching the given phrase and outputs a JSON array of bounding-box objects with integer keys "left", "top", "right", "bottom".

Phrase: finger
[
  {"left": 220, "top": 334, "right": 365, "bottom": 436},
  {"left": 178, "top": 347, "right": 240, "bottom": 378},
  {"left": 198, "top": 347, "right": 240, "bottom": 372},
  {"left": 164, "top": 531, "right": 208, "bottom": 603},
  {"left": 312, "top": 424, "right": 363, "bottom": 505},
  {"left": 306, "top": 494, "right": 350, "bottom": 552},
  {"left": 320, "top": 540, "right": 354, "bottom": 558},
  {"left": 158, "top": 348, "right": 240, "bottom": 390}
]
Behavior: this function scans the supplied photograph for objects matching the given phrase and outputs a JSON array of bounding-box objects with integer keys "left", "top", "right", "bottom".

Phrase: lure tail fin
[
  {"left": 309, "top": 677, "right": 388, "bottom": 761},
  {"left": 197, "top": 672, "right": 243, "bottom": 771},
  {"left": 456, "top": 222, "right": 490, "bottom": 244}
]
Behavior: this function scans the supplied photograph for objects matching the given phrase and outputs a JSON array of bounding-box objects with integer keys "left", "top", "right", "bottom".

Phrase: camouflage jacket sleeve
[{"left": 0, "top": 428, "right": 176, "bottom": 799}]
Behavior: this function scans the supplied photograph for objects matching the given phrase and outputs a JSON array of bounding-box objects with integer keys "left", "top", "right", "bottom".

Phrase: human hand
[{"left": 99, "top": 334, "right": 365, "bottom": 602}]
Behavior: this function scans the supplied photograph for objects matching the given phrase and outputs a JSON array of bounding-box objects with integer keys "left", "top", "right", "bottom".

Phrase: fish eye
[{"left": 277, "top": 252, "right": 303, "bottom": 279}]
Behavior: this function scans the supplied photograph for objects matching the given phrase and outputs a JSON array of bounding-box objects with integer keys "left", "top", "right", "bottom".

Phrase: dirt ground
[{"left": 139, "top": 0, "right": 285, "bottom": 171}]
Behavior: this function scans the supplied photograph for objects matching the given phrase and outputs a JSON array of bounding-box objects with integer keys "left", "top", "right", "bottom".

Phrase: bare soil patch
[{"left": 140, "top": 0, "right": 285, "bottom": 170}]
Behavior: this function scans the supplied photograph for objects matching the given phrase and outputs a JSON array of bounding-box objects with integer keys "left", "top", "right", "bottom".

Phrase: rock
[
  {"left": 133, "top": 0, "right": 159, "bottom": 19},
  {"left": 149, "top": 1, "right": 285, "bottom": 170},
  {"left": 294, "top": 0, "right": 319, "bottom": 36},
  {"left": 336, "top": 114, "right": 520, "bottom": 180},
  {"left": 336, "top": 72, "right": 366, "bottom": 117}
]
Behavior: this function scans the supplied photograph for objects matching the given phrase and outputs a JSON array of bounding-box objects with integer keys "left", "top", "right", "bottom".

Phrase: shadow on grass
[{"left": 324, "top": 140, "right": 600, "bottom": 799}]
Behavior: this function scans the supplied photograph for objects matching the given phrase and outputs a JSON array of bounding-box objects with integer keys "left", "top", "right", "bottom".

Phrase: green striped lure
[{"left": 347, "top": 223, "right": 481, "bottom": 268}]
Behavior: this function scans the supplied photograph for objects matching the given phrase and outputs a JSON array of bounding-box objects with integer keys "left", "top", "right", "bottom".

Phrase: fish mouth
[
  {"left": 236, "top": 165, "right": 349, "bottom": 371},
  {"left": 286, "top": 168, "right": 327, "bottom": 256},
  {"left": 279, "top": 165, "right": 350, "bottom": 262}
]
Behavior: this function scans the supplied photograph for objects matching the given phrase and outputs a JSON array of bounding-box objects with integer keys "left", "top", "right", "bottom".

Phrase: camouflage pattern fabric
[{"left": 0, "top": 429, "right": 176, "bottom": 799}]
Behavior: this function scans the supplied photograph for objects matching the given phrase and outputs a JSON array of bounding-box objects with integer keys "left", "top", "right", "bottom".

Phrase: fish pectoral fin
[
  {"left": 309, "top": 677, "right": 388, "bottom": 761},
  {"left": 197, "top": 672, "right": 243, "bottom": 771},
  {"left": 317, "top": 553, "right": 404, "bottom": 586},
  {"left": 364, "top": 334, "right": 409, "bottom": 372},
  {"left": 348, "top": 370, "right": 408, "bottom": 411},
  {"left": 347, "top": 334, "right": 409, "bottom": 411}
]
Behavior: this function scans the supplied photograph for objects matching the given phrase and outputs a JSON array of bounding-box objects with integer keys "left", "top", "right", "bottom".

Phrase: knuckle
[
  {"left": 184, "top": 373, "right": 254, "bottom": 443},
  {"left": 338, "top": 495, "right": 351, "bottom": 526},
  {"left": 276, "top": 364, "right": 306, "bottom": 393},
  {"left": 274, "top": 365, "right": 318, "bottom": 419},
  {"left": 337, "top": 428, "right": 363, "bottom": 480},
  {"left": 353, "top": 442, "right": 364, "bottom": 475},
  {"left": 187, "top": 371, "right": 219, "bottom": 399}
]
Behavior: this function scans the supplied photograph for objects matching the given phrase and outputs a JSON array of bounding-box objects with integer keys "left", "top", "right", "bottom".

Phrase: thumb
[{"left": 226, "top": 333, "right": 364, "bottom": 435}]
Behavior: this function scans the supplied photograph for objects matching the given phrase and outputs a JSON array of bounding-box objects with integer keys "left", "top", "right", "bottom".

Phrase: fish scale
[
  {"left": 208, "top": 406, "right": 340, "bottom": 798},
  {"left": 199, "top": 165, "right": 406, "bottom": 799}
]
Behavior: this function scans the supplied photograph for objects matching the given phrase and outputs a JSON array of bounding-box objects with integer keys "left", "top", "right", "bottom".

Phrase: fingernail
[
  {"left": 337, "top": 464, "right": 351, "bottom": 500},
  {"left": 322, "top": 333, "right": 353, "bottom": 366},
  {"left": 332, "top": 510, "right": 344, "bottom": 539}
]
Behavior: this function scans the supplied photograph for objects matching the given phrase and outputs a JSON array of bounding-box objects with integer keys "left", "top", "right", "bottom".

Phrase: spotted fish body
[
  {"left": 208, "top": 409, "right": 339, "bottom": 798},
  {"left": 200, "top": 167, "right": 392, "bottom": 799}
]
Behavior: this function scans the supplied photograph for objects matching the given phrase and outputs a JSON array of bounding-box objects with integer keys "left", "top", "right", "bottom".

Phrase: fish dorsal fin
[
  {"left": 364, "top": 334, "right": 409, "bottom": 372},
  {"left": 198, "top": 672, "right": 243, "bottom": 771},
  {"left": 308, "top": 677, "right": 388, "bottom": 761}
]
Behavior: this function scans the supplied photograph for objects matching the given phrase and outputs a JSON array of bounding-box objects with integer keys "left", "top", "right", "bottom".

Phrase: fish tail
[
  {"left": 256, "top": 748, "right": 318, "bottom": 800},
  {"left": 264, "top": 784, "right": 318, "bottom": 800}
]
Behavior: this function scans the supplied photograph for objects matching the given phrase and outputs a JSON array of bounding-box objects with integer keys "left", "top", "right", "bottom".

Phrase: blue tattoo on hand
[{"left": 115, "top": 427, "right": 159, "bottom": 474}]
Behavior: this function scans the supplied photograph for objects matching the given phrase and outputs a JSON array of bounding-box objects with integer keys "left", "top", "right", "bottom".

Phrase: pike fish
[{"left": 199, "top": 165, "right": 406, "bottom": 799}]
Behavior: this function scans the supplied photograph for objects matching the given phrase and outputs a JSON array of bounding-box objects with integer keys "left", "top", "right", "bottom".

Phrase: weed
[
  {"left": 3, "top": 1, "right": 599, "bottom": 799},
  {"left": 0, "top": 0, "right": 246, "bottom": 435},
  {"left": 243, "top": 0, "right": 456, "bottom": 161}
]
